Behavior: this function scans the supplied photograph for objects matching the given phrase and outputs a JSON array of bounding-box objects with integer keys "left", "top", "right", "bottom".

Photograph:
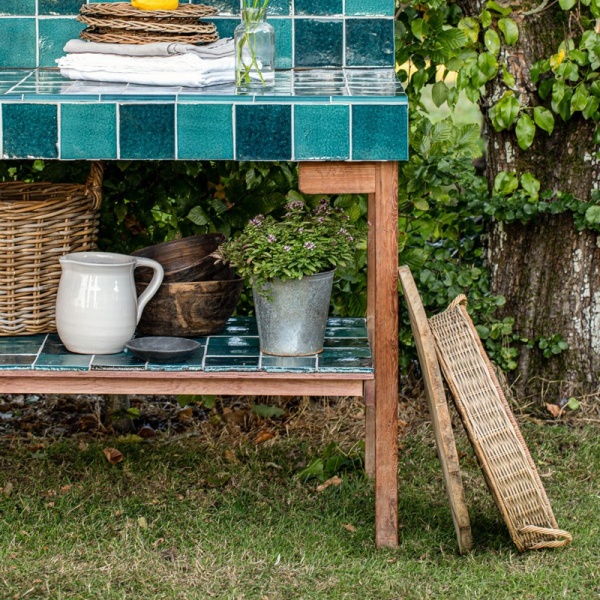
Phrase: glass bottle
[{"left": 234, "top": 7, "right": 275, "bottom": 90}]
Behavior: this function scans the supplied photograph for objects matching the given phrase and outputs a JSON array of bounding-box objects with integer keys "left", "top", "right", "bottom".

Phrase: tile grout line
[{"left": 31, "top": 334, "right": 48, "bottom": 369}]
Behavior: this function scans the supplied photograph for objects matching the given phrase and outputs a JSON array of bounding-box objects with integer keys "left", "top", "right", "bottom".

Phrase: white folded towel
[
  {"left": 63, "top": 38, "right": 234, "bottom": 59},
  {"left": 57, "top": 53, "right": 235, "bottom": 87}
]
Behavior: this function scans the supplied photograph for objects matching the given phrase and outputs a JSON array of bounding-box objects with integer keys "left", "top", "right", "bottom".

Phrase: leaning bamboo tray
[
  {"left": 0, "top": 162, "right": 103, "bottom": 335},
  {"left": 428, "top": 295, "right": 572, "bottom": 552}
]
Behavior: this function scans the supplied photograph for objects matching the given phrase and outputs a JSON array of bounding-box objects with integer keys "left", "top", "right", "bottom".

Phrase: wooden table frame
[{"left": 0, "top": 161, "right": 399, "bottom": 548}]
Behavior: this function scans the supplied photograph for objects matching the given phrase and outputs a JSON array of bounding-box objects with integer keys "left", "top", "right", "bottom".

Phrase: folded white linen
[
  {"left": 63, "top": 38, "right": 234, "bottom": 59},
  {"left": 57, "top": 53, "right": 235, "bottom": 87}
]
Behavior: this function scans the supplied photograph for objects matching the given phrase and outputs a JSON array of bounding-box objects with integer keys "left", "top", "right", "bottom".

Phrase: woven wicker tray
[
  {"left": 428, "top": 295, "right": 572, "bottom": 551},
  {"left": 80, "top": 29, "right": 218, "bottom": 44},
  {"left": 79, "top": 2, "right": 218, "bottom": 18},
  {"left": 77, "top": 15, "right": 217, "bottom": 34}
]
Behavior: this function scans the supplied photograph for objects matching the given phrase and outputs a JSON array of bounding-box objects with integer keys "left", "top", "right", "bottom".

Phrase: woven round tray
[
  {"left": 428, "top": 295, "right": 572, "bottom": 552},
  {"left": 79, "top": 2, "right": 218, "bottom": 18},
  {"left": 77, "top": 15, "right": 217, "bottom": 34},
  {"left": 80, "top": 28, "right": 219, "bottom": 44}
]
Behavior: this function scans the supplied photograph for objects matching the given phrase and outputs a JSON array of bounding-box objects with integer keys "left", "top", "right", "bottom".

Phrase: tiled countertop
[
  {"left": 0, "top": 317, "right": 372, "bottom": 374},
  {"left": 0, "top": 68, "right": 408, "bottom": 161}
]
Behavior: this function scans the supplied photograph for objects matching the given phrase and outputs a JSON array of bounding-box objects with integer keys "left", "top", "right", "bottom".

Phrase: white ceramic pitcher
[{"left": 55, "top": 252, "right": 164, "bottom": 354}]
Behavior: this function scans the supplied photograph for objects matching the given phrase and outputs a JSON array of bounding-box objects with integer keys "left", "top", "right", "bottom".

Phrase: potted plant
[{"left": 220, "top": 197, "right": 364, "bottom": 356}]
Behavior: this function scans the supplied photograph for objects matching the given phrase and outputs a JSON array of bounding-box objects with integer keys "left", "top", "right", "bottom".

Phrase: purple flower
[
  {"left": 249, "top": 214, "right": 265, "bottom": 226},
  {"left": 304, "top": 241, "right": 316, "bottom": 250},
  {"left": 283, "top": 245, "right": 292, "bottom": 252},
  {"left": 267, "top": 234, "right": 277, "bottom": 243}
]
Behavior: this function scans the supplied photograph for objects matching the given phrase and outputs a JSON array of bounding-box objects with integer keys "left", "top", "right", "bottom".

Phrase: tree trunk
[{"left": 459, "top": 0, "right": 600, "bottom": 399}]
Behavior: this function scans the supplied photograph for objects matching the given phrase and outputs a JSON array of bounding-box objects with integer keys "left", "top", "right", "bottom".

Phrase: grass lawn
[{"left": 0, "top": 396, "right": 598, "bottom": 599}]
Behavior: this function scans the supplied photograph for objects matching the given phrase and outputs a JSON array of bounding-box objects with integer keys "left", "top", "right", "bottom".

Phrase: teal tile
[
  {"left": 0, "top": 19, "right": 36, "bottom": 68},
  {"left": 0, "top": 335, "right": 46, "bottom": 354},
  {"left": 177, "top": 104, "right": 233, "bottom": 160},
  {"left": 0, "top": 1, "right": 36, "bottom": 15},
  {"left": 204, "top": 356, "right": 259, "bottom": 370},
  {"left": 119, "top": 104, "right": 175, "bottom": 160},
  {"left": 327, "top": 317, "right": 367, "bottom": 328},
  {"left": 272, "top": 19, "right": 292, "bottom": 69},
  {"left": 194, "top": 0, "right": 239, "bottom": 15},
  {"left": 92, "top": 353, "right": 147, "bottom": 370},
  {"left": 38, "top": 18, "right": 85, "bottom": 67},
  {"left": 352, "top": 103, "right": 409, "bottom": 160},
  {"left": 267, "top": 0, "right": 291, "bottom": 15},
  {"left": 0, "top": 355, "right": 36, "bottom": 368},
  {"left": 346, "top": 19, "right": 395, "bottom": 67},
  {"left": 212, "top": 17, "right": 238, "bottom": 38},
  {"left": 61, "top": 104, "right": 117, "bottom": 159},
  {"left": 2, "top": 103, "right": 58, "bottom": 158},
  {"left": 39, "top": 0, "right": 82, "bottom": 14},
  {"left": 295, "top": 0, "right": 342, "bottom": 15},
  {"left": 35, "top": 353, "right": 92, "bottom": 370},
  {"left": 146, "top": 355, "right": 205, "bottom": 371},
  {"left": 207, "top": 336, "right": 260, "bottom": 356},
  {"left": 235, "top": 104, "right": 291, "bottom": 160},
  {"left": 318, "top": 355, "right": 373, "bottom": 372},
  {"left": 294, "top": 104, "right": 349, "bottom": 160},
  {"left": 345, "top": 0, "right": 394, "bottom": 16},
  {"left": 261, "top": 355, "right": 316, "bottom": 372},
  {"left": 295, "top": 19, "right": 343, "bottom": 67},
  {"left": 324, "top": 326, "right": 370, "bottom": 338},
  {"left": 320, "top": 347, "right": 371, "bottom": 359},
  {"left": 323, "top": 337, "right": 370, "bottom": 348},
  {"left": 219, "top": 318, "right": 258, "bottom": 336}
]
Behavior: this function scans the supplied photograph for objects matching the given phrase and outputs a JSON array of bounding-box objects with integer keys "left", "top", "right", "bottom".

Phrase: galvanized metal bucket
[{"left": 253, "top": 270, "right": 335, "bottom": 356}]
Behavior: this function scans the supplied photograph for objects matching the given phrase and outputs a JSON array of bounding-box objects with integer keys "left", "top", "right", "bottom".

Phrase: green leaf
[
  {"left": 515, "top": 113, "right": 536, "bottom": 149},
  {"left": 570, "top": 83, "right": 590, "bottom": 112},
  {"left": 567, "top": 397, "right": 580, "bottom": 410},
  {"left": 583, "top": 96, "right": 600, "bottom": 119},
  {"left": 458, "top": 17, "right": 480, "bottom": 44},
  {"left": 413, "top": 199, "right": 430, "bottom": 211},
  {"left": 484, "top": 29, "right": 501, "bottom": 55},
  {"left": 559, "top": 0, "right": 577, "bottom": 9},
  {"left": 478, "top": 52, "right": 499, "bottom": 80},
  {"left": 585, "top": 205, "right": 600, "bottom": 225},
  {"left": 552, "top": 79, "right": 566, "bottom": 104},
  {"left": 502, "top": 65, "right": 515, "bottom": 87},
  {"left": 411, "top": 18, "right": 428, "bottom": 42},
  {"left": 252, "top": 404, "right": 286, "bottom": 419},
  {"left": 498, "top": 18, "right": 519, "bottom": 45},
  {"left": 486, "top": 0, "right": 512, "bottom": 16},
  {"left": 186, "top": 205, "right": 210, "bottom": 226},
  {"left": 480, "top": 9, "right": 492, "bottom": 27},
  {"left": 431, "top": 80, "right": 449, "bottom": 108},
  {"left": 489, "top": 93, "right": 520, "bottom": 130},
  {"left": 533, "top": 106, "right": 555, "bottom": 134},
  {"left": 591, "top": 80, "right": 600, "bottom": 98},
  {"left": 521, "top": 172, "right": 540, "bottom": 199},
  {"left": 493, "top": 171, "right": 519, "bottom": 195}
]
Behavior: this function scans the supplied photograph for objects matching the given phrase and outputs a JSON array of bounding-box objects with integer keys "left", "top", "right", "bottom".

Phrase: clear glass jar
[{"left": 234, "top": 7, "right": 275, "bottom": 90}]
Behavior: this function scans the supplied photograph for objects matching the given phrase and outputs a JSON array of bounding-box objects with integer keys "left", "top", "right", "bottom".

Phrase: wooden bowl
[
  {"left": 132, "top": 233, "right": 226, "bottom": 282},
  {"left": 135, "top": 277, "right": 243, "bottom": 337}
]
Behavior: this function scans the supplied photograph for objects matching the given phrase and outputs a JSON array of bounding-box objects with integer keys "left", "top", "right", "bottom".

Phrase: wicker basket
[
  {"left": 428, "top": 295, "right": 572, "bottom": 551},
  {"left": 0, "top": 162, "right": 103, "bottom": 336}
]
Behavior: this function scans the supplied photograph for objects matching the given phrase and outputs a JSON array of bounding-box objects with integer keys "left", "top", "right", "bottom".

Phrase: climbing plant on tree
[{"left": 395, "top": 0, "right": 600, "bottom": 398}]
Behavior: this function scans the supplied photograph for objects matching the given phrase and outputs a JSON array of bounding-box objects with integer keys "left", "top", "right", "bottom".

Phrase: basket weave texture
[
  {"left": 0, "top": 163, "right": 103, "bottom": 336},
  {"left": 428, "top": 295, "right": 572, "bottom": 552}
]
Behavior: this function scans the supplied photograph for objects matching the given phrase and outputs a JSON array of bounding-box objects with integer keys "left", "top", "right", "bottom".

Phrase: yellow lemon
[{"left": 131, "top": 0, "right": 179, "bottom": 10}]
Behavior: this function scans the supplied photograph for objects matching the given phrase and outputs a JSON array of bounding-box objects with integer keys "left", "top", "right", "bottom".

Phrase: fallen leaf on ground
[
  {"left": 254, "top": 430, "right": 274, "bottom": 445},
  {"left": 341, "top": 523, "right": 356, "bottom": 532},
  {"left": 103, "top": 447, "right": 124, "bottom": 465},
  {"left": 316, "top": 476, "right": 342, "bottom": 492},
  {"left": 178, "top": 407, "right": 194, "bottom": 422},
  {"left": 137, "top": 425, "right": 157, "bottom": 439},
  {"left": 545, "top": 403, "right": 561, "bottom": 418},
  {"left": 138, "top": 516, "right": 148, "bottom": 529},
  {"left": 224, "top": 449, "right": 238, "bottom": 463}
]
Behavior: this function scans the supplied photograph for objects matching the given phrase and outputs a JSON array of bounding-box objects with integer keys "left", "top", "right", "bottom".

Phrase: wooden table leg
[
  {"left": 298, "top": 161, "right": 399, "bottom": 548},
  {"left": 369, "top": 162, "right": 399, "bottom": 548}
]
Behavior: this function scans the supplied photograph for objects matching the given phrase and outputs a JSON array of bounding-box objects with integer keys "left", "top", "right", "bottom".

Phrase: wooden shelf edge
[{"left": 0, "top": 370, "right": 370, "bottom": 397}]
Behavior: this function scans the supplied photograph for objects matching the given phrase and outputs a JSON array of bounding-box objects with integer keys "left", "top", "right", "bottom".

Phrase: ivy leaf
[
  {"left": 489, "top": 93, "right": 520, "bottom": 130},
  {"left": 458, "top": 17, "right": 480, "bottom": 44},
  {"left": 532, "top": 107, "right": 554, "bottom": 134},
  {"left": 494, "top": 171, "right": 519, "bottom": 195},
  {"left": 411, "top": 18, "right": 428, "bottom": 42},
  {"left": 502, "top": 65, "right": 515, "bottom": 87},
  {"left": 484, "top": 29, "right": 501, "bottom": 55},
  {"left": 431, "top": 81, "right": 449, "bottom": 107},
  {"left": 486, "top": 0, "right": 512, "bottom": 16},
  {"left": 498, "top": 18, "right": 519, "bottom": 45},
  {"left": 583, "top": 96, "right": 600, "bottom": 119},
  {"left": 252, "top": 404, "right": 286, "bottom": 419},
  {"left": 559, "top": 0, "right": 577, "bottom": 9},
  {"left": 521, "top": 172, "right": 540, "bottom": 199},
  {"left": 585, "top": 205, "right": 600, "bottom": 225},
  {"left": 477, "top": 52, "right": 499, "bottom": 80},
  {"left": 570, "top": 83, "right": 589, "bottom": 112},
  {"left": 186, "top": 206, "right": 210, "bottom": 226},
  {"left": 590, "top": 80, "right": 600, "bottom": 98},
  {"left": 480, "top": 9, "right": 492, "bottom": 27},
  {"left": 515, "top": 113, "right": 536, "bottom": 149},
  {"left": 552, "top": 79, "right": 566, "bottom": 104}
]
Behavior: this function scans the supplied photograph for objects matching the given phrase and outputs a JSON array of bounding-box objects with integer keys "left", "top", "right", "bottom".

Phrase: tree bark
[{"left": 459, "top": 0, "right": 600, "bottom": 399}]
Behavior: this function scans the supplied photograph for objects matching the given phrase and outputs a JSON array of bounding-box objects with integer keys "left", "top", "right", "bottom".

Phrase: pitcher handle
[{"left": 133, "top": 257, "right": 164, "bottom": 325}]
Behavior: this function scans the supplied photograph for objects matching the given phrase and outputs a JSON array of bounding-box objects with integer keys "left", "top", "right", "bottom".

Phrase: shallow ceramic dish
[{"left": 125, "top": 336, "right": 201, "bottom": 363}]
